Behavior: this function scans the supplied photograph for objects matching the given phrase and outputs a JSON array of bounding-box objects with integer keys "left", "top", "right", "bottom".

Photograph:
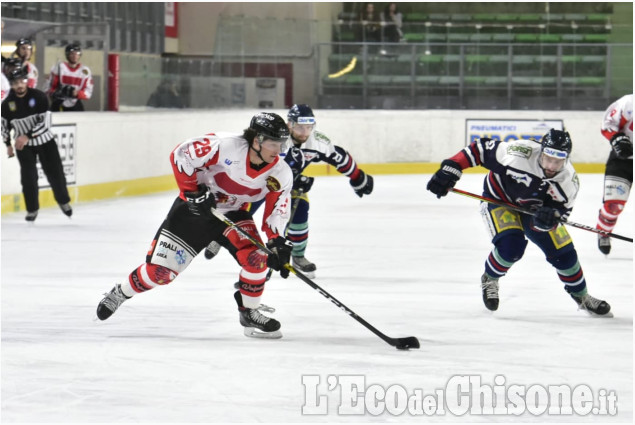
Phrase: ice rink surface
[{"left": 1, "top": 173, "right": 632, "bottom": 424}]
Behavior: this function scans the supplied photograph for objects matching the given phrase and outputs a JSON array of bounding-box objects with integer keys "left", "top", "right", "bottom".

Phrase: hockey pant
[
  {"left": 480, "top": 202, "right": 587, "bottom": 295},
  {"left": 287, "top": 190, "right": 310, "bottom": 257},
  {"left": 597, "top": 153, "right": 632, "bottom": 233},
  {"left": 122, "top": 197, "right": 269, "bottom": 308},
  {"left": 16, "top": 140, "right": 71, "bottom": 213}
]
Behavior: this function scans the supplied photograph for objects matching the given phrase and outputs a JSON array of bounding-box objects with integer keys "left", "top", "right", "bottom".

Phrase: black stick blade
[{"left": 394, "top": 336, "right": 420, "bottom": 350}]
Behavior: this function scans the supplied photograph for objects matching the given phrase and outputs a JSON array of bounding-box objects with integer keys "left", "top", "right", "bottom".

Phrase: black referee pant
[{"left": 16, "top": 140, "right": 71, "bottom": 213}]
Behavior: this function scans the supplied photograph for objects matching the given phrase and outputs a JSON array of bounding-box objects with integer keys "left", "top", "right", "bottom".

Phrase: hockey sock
[
  {"left": 596, "top": 200, "right": 625, "bottom": 232},
  {"left": 549, "top": 250, "right": 586, "bottom": 294},
  {"left": 124, "top": 263, "right": 178, "bottom": 296},
  {"left": 287, "top": 221, "right": 309, "bottom": 257},
  {"left": 484, "top": 247, "right": 515, "bottom": 279}
]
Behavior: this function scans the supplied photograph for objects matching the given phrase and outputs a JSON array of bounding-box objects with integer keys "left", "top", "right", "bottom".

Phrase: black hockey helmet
[
  {"left": 4, "top": 57, "right": 23, "bottom": 71},
  {"left": 250, "top": 112, "right": 290, "bottom": 143},
  {"left": 15, "top": 38, "right": 32, "bottom": 48},
  {"left": 287, "top": 104, "right": 316, "bottom": 125},
  {"left": 65, "top": 42, "right": 82, "bottom": 59},
  {"left": 541, "top": 129, "right": 572, "bottom": 160},
  {"left": 7, "top": 66, "right": 29, "bottom": 83}
]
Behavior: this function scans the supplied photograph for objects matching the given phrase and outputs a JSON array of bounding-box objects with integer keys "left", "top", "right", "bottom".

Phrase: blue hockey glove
[
  {"left": 184, "top": 184, "right": 216, "bottom": 218},
  {"left": 285, "top": 146, "right": 306, "bottom": 179},
  {"left": 531, "top": 206, "right": 561, "bottom": 231},
  {"left": 266, "top": 237, "right": 293, "bottom": 278},
  {"left": 427, "top": 159, "right": 462, "bottom": 198},
  {"left": 610, "top": 133, "right": 633, "bottom": 159},
  {"left": 350, "top": 170, "right": 374, "bottom": 198},
  {"left": 293, "top": 175, "right": 314, "bottom": 193}
]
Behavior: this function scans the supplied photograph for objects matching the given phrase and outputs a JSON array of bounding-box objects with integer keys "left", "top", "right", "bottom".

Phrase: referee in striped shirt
[{"left": 2, "top": 66, "right": 72, "bottom": 221}]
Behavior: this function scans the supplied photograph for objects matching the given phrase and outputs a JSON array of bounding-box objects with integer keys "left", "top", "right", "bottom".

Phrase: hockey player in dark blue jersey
[
  {"left": 427, "top": 129, "right": 612, "bottom": 316},
  {"left": 281, "top": 104, "right": 374, "bottom": 277}
]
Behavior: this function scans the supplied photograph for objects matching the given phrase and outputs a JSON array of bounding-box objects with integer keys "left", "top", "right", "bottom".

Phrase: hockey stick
[
  {"left": 450, "top": 188, "right": 633, "bottom": 243},
  {"left": 211, "top": 208, "right": 420, "bottom": 350}
]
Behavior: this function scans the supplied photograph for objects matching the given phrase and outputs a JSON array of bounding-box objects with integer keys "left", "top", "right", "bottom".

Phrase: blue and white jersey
[{"left": 455, "top": 138, "right": 579, "bottom": 219}]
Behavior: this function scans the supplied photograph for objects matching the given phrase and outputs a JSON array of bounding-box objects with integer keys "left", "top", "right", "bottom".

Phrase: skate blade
[
  {"left": 243, "top": 327, "right": 282, "bottom": 339},
  {"left": 296, "top": 270, "right": 316, "bottom": 279},
  {"left": 579, "top": 308, "right": 614, "bottom": 318}
]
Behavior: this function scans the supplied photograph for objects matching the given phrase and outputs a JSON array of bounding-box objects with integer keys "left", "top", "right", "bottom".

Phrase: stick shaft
[{"left": 449, "top": 188, "right": 633, "bottom": 243}]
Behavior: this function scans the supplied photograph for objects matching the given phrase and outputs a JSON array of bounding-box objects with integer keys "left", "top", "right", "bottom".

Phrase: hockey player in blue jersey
[
  {"left": 281, "top": 104, "right": 374, "bottom": 277},
  {"left": 427, "top": 129, "right": 612, "bottom": 316}
]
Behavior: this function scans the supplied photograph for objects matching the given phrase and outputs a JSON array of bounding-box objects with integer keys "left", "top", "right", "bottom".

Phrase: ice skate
[
  {"left": 234, "top": 291, "right": 282, "bottom": 339},
  {"left": 570, "top": 292, "right": 612, "bottom": 317},
  {"left": 203, "top": 241, "right": 221, "bottom": 260},
  {"left": 60, "top": 203, "right": 73, "bottom": 217},
  {"left": 481, "top": 273, "right": 500, "bottom": 311},
  {"left": 597, "top": 234, "right": 611, "bottom": 255},
  {"left": 96, "top": 284, "right": 130, "bottom": 320},
  {"left": 25, "top": 210, "right": 38, "bottom": 222},
  {"left": 292, "top": 256, "right": 316, "bottom": 279}
]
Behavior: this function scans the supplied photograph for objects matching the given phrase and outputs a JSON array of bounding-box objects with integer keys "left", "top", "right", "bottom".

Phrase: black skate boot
[
  {"left": 204, "top": 241, "right": 221, "bottom": 260},
  {"left": 25, "top": 210, "right": 38, "bottom": 222},
  {"left": 481, "top": 273, "right": 500, "bottom": 311},
  {"left": 60, "top": 203, "right": 73, "bottom": 217},
  {"left": 597, "top": 234, "right": 611, "bottom": 255},
  {"left": 234, "top": 291, "right": 281, "bottom": 339},
  {"left": 570, "top": 292, "right": 612, "bottom": 317},
  {"left": 96, "top": 284, "right": 130, "bottom": 320},
  {"left": 292, "top": 256, "right": 316, "bottom": 279}
]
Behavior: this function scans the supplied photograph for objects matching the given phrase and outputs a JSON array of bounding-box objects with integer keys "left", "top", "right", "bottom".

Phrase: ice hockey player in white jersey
[
  {"left": 427, "top": 129, "right": 612, "bottom": 316},
  {"left": 12, "top": 38, "right": 38, "bottom": 89},
  {"left": 44, "top": 43, "right": 93, "bottom": 111},
  {"left": 281, "top": 104, "right": 374, "bottom": 277},
  {"left": 595, "top": 94, "right": 633, "bottom": 255},
  {"left": 96, "top": 112, "right": 294, "bottom": 339}
]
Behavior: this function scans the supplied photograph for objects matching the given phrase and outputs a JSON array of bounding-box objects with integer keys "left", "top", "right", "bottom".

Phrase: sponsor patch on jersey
[
  {"left": 8, "top": 101, "right": 16, "bottom": 112},
  {"left": 28, "top": 98, "right": 36, "bottom": 108},
  {"left": 507, "top": 145, "right": 532, "bottom": 158},
  {"left": 266, "top": 176, "right": 281, "bottom": 192},
  {"left": 506, "top": 169, "right": 532, "bottom": 187},
  {"left": 314, "top": 132, "right": 331, "bottom": 143}
]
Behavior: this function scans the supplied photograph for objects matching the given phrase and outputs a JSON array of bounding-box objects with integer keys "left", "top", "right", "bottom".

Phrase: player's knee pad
[
  {"left": 494, "top": 233, "right": 528, "bottom": 262},
  {"left": 602, "top": 200, "right": 626, "bottom": 216},
  {"left": 292, "top": 197, "right": 310, "bottom": 223},
  {"left": 547, "top": 248, "right": 579, "bottom": 271},
  {"left": 129, "top": 263, "right": 177, "bottom": 293}
]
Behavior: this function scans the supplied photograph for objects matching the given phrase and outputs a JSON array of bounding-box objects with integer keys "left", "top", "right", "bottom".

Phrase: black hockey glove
[
  {"left": 53, "top": 85, "right": 75, "bottom": 100},
  {"left": 610, "top": 133, "right": 633, "bottom": 159},
  {"left": 427, "top": 159, "right": 462, "bottom": 198},
  {"left": 350, "top": 170, "right": 374, "bottom": 198},
  {"left": 531, "top": 206, "right": 561, "bottom": 232},
  {"left": 293, "top": 175, "right": 314, "bottom": 193},
  {"left": 266, "top": 237, "right": 293, "bottom": 279},
  {"left": 184, "top": 184, "right": 216, "bottom": 218}
]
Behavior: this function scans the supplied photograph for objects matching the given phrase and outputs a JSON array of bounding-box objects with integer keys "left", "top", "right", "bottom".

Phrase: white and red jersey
[
  {"left": 24, "top": 62, "right": 38, "bottom": 88},
  {"left": 1, "top": 73, "right": 9, "bottom": 103},
  {"left": 45, "top": 61, "right": 93, "bottom": 108},
  {"left": 171, "top": 132, "right": 293, "bottom": 240},
  {"left": 601, "top": 94, "right": 633, "bottom": 142}
]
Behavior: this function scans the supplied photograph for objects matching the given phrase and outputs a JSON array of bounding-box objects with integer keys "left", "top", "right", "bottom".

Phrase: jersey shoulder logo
[
  {"left": 266, "top": 176, "right": 281, "bottom": 192},
  {"left": 314, "top": 131, "right": 331, "bottom": 143},
  {"left": 82, "top": 69, "right": 89, "bottom": 75},
  {"left": 507, "top": 144, "right": 532, "bottom": 158}
]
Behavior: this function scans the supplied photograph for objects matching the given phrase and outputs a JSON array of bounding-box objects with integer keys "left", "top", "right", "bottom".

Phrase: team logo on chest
[
  {"left": 266, "top": 176, "right": 281, "bottom": 191},
  {"left": 506, "top": 169, "right": 532, "bottom": 187}
]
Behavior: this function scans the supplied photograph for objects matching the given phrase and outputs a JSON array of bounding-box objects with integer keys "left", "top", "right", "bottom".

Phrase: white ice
[{"left": 1, "top": 173, "right": 632, "bottom": 423}]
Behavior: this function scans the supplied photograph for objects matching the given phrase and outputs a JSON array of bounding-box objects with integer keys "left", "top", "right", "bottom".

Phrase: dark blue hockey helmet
[
  {"left": 541, "top": 129, "right": 572, "bottom": 160},
  {"left": 287, "top": 104, "right": 316, "bottom": 125},
  {"left": 250, "top": 112, "right": 290, "bottom": 143}
]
